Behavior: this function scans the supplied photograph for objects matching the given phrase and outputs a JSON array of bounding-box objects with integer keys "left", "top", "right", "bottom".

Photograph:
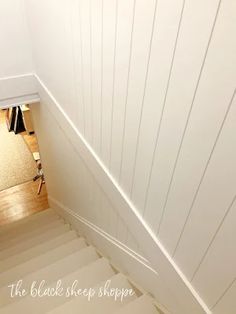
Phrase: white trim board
[
  {"left": 0, "top": 94, "right": 40, "bottom": 109},
  {"left": 36, "top": 74, "right": 211, "bottom": 314},
  {"left": 49, "top": 196, "right": 157, "bottom": 276},
  {"left": 0, "top": 73, "right": 40, "bottom": 108}
]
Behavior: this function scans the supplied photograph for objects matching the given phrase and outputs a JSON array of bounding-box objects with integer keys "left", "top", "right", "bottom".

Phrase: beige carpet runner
[{"left": 0, "top": 120, "right": 36, "bottom": 191}]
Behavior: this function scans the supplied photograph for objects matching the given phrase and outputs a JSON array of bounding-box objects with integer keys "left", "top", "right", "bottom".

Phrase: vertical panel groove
[
  {"left": 130, "top": 0, "right": 159, "bottom": 198},
  {"left": 89, "top": 0, "right": 94, "bottom": 145},
  {"left": 100, "top": 0, "right": 104, "bottom": 154},
  {"left": 172, "top": 88, "right": 236, "bottom": 257},
  {"left": 109, "top": 0, "right": 119, "bottom": 169},
  {"left": 78, "top": 0, "right": 85, "bottom": 135},
  {"left": 142, "top": 0, "right": 186, "bottom": 217},
  {"left": 211, "top": 278, "right": 236, "bottom": 310},
  {"left": 190, "top": 193, "right": 236, "bottom": 282},
  {"left": 118, "top": 0, "right": 137, "bottom": 182},
  {"left": 157, "top": 0, "right": 222, "bottom": 235},
  {"left": 69, "top": 1, "right": 80, "bottom": 125}
]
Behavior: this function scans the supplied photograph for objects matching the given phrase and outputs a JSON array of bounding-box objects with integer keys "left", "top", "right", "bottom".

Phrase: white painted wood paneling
[
  {"left": 109, "top": 0, "right": 135, "bottom": 179},
  {"left": 212, "top": 280, "right": 236, "bottom": 314},
  {"left": 130, "top": 0, "right": 184, "bottom": 212},
  {"left": 90, "top": 0, "right": 103, "bottom": 153},
  {"left": 100, "top": 0, "right": 117, "bottom": 165},
  {"left": 117, "top": 218, "right": 129, "bottom": 245},
  {"left": 143, "top": 0, "right": 220, "bottom": 234},
  {"left": 158, "top": 0, "right": 236, "bottom": 256},
  {"left": 24, "top": 0, "right": 236, "bottom": 312},
  {"left": 119, "top": 0, "right": 157, "bottom": 194},
  {"left": 70, "top": 0, "right": 85, "bottom": 133},
  {"left": 174, "top": 91, "right": 236, "bottom": 280},
  {"left": 192, "top": 196, "right": 236, "bottom": 308},
  {"left": 91, "top": 179, "right": 103, "bottom": 228},
  {"left": 80, "top": 0, "right": 92, "bottom": 143}
]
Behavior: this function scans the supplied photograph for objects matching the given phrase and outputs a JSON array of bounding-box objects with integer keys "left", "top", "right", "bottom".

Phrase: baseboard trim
[
  {"left": 49, "top": 195, "right": 156, "bottom": 274},
  {"left": 36, "top": 74, "right": 211, "bottom": 314}
]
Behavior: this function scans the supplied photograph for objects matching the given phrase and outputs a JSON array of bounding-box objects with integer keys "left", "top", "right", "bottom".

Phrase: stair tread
[
  {"left": 0, "top": 246, "right": 99, "bottom": 308},
  {"left": 47, "top": 273, "right": 137, "bottom": 314},
  {"left": 0, "top": 210, "right": 159, "bottom": 314},
  {"left": 0, "top": 208, "right": 56, "bottom": 235},
  {"left": 0, "top": 219, "right": 65, "bottom": 251},
  {"left": 0, "top": 230, "right": 77, "bottom": 271},
  {"left": 0, "top": 223, "right": 72, "bottom": 260},
  {"left": 0, "top": 212, "right": 60, "bottom": 243},
  {"left": 1, "top": 257, "right": 116, "bottom": 314},
  {"left": 113, "top": 294, "right": 160, "bottom": 314},
  {"left": 0, "top": 237, "right": 87, "bottom": 288}
]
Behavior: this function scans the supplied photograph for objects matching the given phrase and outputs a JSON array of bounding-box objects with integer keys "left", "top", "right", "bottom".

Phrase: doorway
[{"left": 0, "top": 105, "right": 49, "bottom": 226}]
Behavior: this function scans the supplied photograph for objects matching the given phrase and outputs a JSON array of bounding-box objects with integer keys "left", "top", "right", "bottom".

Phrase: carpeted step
[
  {"left": 47, "top": 273, "right": 137, "bottom": 314},
  {"left": 0, "top": 257, "right": 116, "bottom": 314},
  {"left": 0, "top": 209, "right": 160, "bottom": 314},
  {"left": 0, "top": 219, "right": 67, "bottom": 251},
  {"left": 0, "top": 208, "right": 57, "bottom": 235},
  {"left": 0, "top": 237, "right": 87, "bottom": 288},
  {"left": 0, "top": 246, "right": 99, "bottom": 308},
  {"left": 0, "top": 222, "right": 72, "bottom": 260},
  {"left": 113, "top": 294, "right": 160, "bottom": 313},
  {"left": 0, "top": 230, "right": 78, "bottom": 271},
  {"left": 0, "top": 209, "right": 60, "bottom": 243}
]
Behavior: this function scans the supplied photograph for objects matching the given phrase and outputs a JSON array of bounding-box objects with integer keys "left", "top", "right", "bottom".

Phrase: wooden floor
[
  {"left": 22, "top": 131, "right": 39, "bottom": 154},
  {"left": 0, "top": 109, "right": 49, "bottom": 226},
  {"left": 0, "top": 181, "right": 49, "bottom": 226}
]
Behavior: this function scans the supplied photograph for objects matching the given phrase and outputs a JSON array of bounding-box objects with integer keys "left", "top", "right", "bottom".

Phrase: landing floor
[
  {"left": 0, "top": 109, "right": 48, "bottom": 226},
  {"left": 0, "top": 180, "right": 49, "bottom": 226}
]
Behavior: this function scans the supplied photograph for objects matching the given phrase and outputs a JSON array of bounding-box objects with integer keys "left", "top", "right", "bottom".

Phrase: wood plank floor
[
  {"left": 0, "top": 109, "right": 49, "bottom": 226},
  {"left": 0, "top": 181, "right": 49, "bottom": 226},
  {"left": 22, "top": 131, "right": 39, "bottom": 154}
]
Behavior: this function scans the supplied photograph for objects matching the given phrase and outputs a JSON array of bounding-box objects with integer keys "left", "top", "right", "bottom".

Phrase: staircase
[{"left": 0, "top": 208, "right": 161, "bottom": 314}]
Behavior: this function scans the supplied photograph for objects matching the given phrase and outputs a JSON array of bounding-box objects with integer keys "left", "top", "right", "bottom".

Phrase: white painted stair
[
  {"left": 114, "top": 294, "right": 159, "bottom": 313},
  {"left": 0, "top": 208, "right": 160, "bottom": 314}
]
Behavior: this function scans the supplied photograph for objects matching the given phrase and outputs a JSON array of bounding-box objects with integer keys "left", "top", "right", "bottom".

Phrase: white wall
[
  {"left": 0, "top": 1, "right": 35, "bottom": 107},
  {"left": 30, "top": 92, "right": 171, "bottom": 311},
  {"left": 30, "top": 84, "right": 200, "bottom": 314},
  {"left": 0, "top": 0, "right": 33, "bottom": 78},
  {"left": 25, "top": 0, "right": 236, "bottom": 313},
  {"left": 30, "top": 98, "right": 141, "bottom": 255}
]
